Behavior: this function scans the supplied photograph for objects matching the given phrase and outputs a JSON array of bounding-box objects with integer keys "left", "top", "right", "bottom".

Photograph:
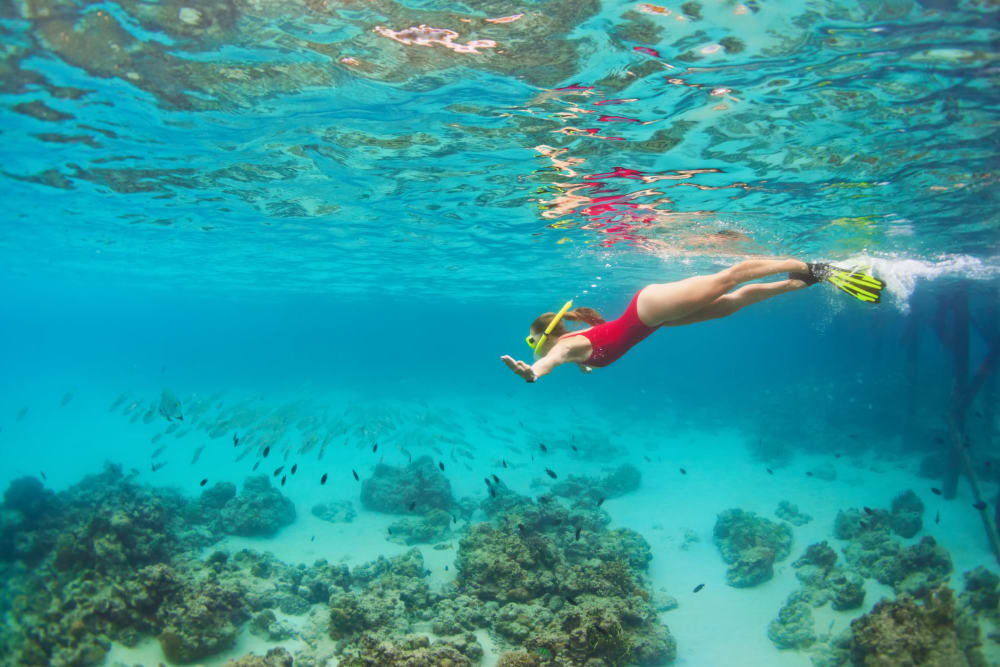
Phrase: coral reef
[
  {"left": 551, "top": 464, "right": 641, "bottom": 503},
  {"left": 768, "top": 591, "right": 816, "bottom": 649},
  {"left": 889, "top": 489, "right": 924, "bottom": 538},
  {"left": 339, "top": 633, "right": 482, "bottom": 666},
  {"left": 960, "top": 566, "right": 1000, "bottom": 613},
  {"left": 226, "top": 647, "right": 294, "bottom": 666},
  {"left": 360, "top": 455, "right": 454, "bottom": 514},
  {"left": 775, "top": 500, "right": 812, "bottom": 526},
  {"left": 713, "top": 509, "right": 792, "bottom": 587},
  {"left": 0, "top": 464, "right": 261, "bottom": 665},
  {"left": 849, "top": 586, "right": 985, "bottom": 666},
  {"left": 388, "top": 508, "right": 452, "bottom": 545},
  {"left": 311, "top": 500, "right": 356, "bottom": 523},
  {"left": 219, "top": 475, "right": 296, "bottom": 537},
  {"left": 452, "top": 494, "right": 674, "bottom": 665}
]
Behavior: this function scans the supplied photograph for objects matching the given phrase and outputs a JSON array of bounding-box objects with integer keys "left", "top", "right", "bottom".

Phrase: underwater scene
[{"left": 2, "top": 0, "right": 999, "bottom": 665}]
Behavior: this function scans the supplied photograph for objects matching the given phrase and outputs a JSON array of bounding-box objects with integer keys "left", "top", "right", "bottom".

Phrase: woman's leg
[
  {"left": 638, "top": 258, "right": 808, "bottom": 325},
  {"left": 660, "top": 279, "right": 809, "bottom": 327}
]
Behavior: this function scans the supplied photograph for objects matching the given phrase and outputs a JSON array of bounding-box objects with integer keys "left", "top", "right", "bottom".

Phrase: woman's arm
[{"left": 501, "top": 343, "right": 574, "bottom": 383}]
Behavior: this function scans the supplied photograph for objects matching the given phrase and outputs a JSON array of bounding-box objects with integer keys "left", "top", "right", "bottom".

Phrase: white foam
[{"left": 843, "top": 253, "right": 1000, "bottom": 312}]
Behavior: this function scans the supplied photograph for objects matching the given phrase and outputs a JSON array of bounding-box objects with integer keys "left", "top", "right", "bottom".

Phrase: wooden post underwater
[{"left": 934, "top": 282, "right": 1000, "bottom": 563}]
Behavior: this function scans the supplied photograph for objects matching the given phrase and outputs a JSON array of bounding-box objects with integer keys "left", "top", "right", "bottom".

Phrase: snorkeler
[{"left": 501, "top": 259, "right": 884, "bottom": 383}]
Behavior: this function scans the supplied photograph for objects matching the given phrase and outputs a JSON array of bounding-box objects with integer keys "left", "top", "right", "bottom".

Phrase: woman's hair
[{"left": 531, "top": 307, "right": 605, "bottom": 337}]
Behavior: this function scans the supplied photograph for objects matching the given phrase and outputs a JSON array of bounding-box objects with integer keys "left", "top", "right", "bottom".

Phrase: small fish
[
  {"left": 60, "top": 390, "right": 74, "bottom": 406},
  {"left": 863, "top": 507, "right": 874, "bottom": 515},
  {"left": 452, "top": 515, "right": 457, "bottom": 524},
  {"left": 643, "top": 456, "right": 651, "bottom": 463},
  {"left": 485, "top": 477, "right": 492, "bottom": 487},
  {"left": 974, "top": 501, "right": 987, "bottom": 511},
  {"left": 766, "top": 468, "right": 773, "bottom": 475},
  {"left": 311, "top": 535, "right": 315, "bottom": 542},
  {"left": 233, "top": 434, "right": 239, "bottom": 447},
  {"left": 834, "top": 453, "right": 842, "bottom": 458},
  {"left": 492, "top": 474, "right": 500, "bottom": 484},
  {"left": 679, "top": 468, "right": 686, "bottom": 475},
  {"left": 191, "top": 445, "right": 204, "bottom": 465},
  {"left": 545, "top": 468, "right": 557, "bottom": 479},
  {"left": 252, "top": 460, "right": 261, "bottom": 472},
  {"left": 372, "top": 443, "right": 378, "bottom": 453},
  {"left": 693, "top": 583, "right": 704, "bottom": 593},
  {"left": 553, "top": 518, "right": 563, "bottom": 525},
  {"left": 848, "top": 434, "right": 858, "bottom": 439},
  {"left": 263, "top": 446, "right": 270, "bottom": 458},
  {"left": 597, "top": 497, "right": 605, "bottom": 507},
  {"left": 16, "top": 407, "right": 28, "bottom": 421},
  {"left": 575, "top": 526, "right": 582, "bottom": 541},
  {"left": 806, "top": 471, "right": 813, "bottom": 477},
  {"left": 352, "top": 469, "right": 359, "bottom": 481},
  {"left": 517, "top": 523, "right": 526, "bottom": 533},
  {"left": 571, "top": 445, "right": 578, "bottom": 452},
  {"left": 158, "top": 389, "right": 183, "bottom": 422},
  {"left": 200, "top": 478, "right": 208, "bottom": 487},
  {"left": 409, "top": 501, "right": 416, "bottom": 511},
  {"left": 445, "top": 565, "right": 448, "bottom": 571},
  {"left": 489, "top": 487, "right": 496, "bottom": 498},
  {"left": 388, "top": 527, "right": 393, "bottom": 535},
  {"left": 935, "top": 510, "right": 940, "bottom": 525},
  {"left": 986, "top": 461, "right": 993, "bottom": 469},
  {"left": 539, "top": 443, "right": 547, "bottom": 453},
  {"left": 321, "top": 473, "right": 328, "bottom": 485},
  {"left": 40, "top": 471, "right": 47, "bottom": 482},
  {"left": 152, "top": 445, "right": 166, "bottom": 459},
  {"left": 281, "top": 475, "right": 286, "bottom": 486},
  {"left": 273, "top": 466, "right": 285, "bottom": 477},
  {"left": 291, "top": 464, "right": 297, "bottom": 475},
  {"left": 151, "top": 461, "right": 168, "bottom": 472},
  {"left": 934, "top": 437, "right": 944, "bottom": 444},
  {"left": 931, "top": 487, "right": 942, "bottom": 495},
  {"left": 439, "top": 461, "right": 445, "bottom": 471},
  {"left": 502, "top": 460, "right": 508, "bottom": 468}
]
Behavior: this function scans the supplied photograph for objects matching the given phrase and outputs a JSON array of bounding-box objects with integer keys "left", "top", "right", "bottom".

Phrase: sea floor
[{"left": 2, "top": 382, "right": 998, "bottom": 666}]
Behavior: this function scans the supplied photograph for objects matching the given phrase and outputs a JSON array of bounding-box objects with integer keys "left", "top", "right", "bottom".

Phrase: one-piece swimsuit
[{"left": 560, "top": 290, "right": 659, "bottom": 368}]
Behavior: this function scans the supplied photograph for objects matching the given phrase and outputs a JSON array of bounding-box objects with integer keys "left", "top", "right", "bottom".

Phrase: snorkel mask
[{"left": 526, "top": 300, "right": 573, "bottom": 354}]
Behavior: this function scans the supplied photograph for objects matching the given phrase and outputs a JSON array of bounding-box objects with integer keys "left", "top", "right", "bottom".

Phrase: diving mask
[{"left": 525, "top": 300, "right": 573, "bottom": 353}]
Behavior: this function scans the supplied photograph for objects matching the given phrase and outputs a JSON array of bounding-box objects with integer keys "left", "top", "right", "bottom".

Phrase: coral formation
[
  {"left": 849, "top": 586, "right": 985, "bottom": 666},
  {"left": 452, "top": 495, "right": 674, "bottom": 665},
  {"left": 775, "top": 500, "right": 812, "bottom": 526},
  {"left": 551, "top": 463, "right": 642, "bottom": 503},
  {"left": 713, "top": 509, "right": 792, "bottom": 587},
  {"left": 768, "top": 591, "right": 816, "bottom": 649},
  {"left": 226, "top": 647, "right": 294, "bottom": 666},
  {"left": 360, "top": 455, "right": 454, "bottom": 514},
  {"left": 219, "top": 475, "right": 296, "bottom": 537},
  {"left": 388, "top": 508, "right": 452, "bottom": 544},
  {"left": 889, "top": 489, "right": 924, "bottom": 538},
  {"left": 311, "top": 500, "right": 356, "bottom": 523}
]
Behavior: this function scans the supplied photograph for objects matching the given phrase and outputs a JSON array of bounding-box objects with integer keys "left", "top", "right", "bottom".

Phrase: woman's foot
[{"left": 789, "top": 262, "right": 831, "bottom": 286}]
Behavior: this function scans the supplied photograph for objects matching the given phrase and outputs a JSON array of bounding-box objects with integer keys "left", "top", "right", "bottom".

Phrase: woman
[{"left": 501, "top": 259, "right": 884, "bottom": 383}]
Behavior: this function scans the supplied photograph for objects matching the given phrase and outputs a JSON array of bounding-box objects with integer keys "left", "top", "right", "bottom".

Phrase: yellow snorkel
[{"left": 526, "top": 300, "right": 573, "bottom": 354}]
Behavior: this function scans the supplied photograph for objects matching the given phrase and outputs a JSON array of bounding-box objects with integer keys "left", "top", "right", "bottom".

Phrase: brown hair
[{"left": 531, "top": 307, "right": 605, "bottom": 338}]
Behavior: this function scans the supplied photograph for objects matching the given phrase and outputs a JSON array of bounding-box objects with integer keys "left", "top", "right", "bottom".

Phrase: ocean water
[{"left": 1, "top": 0, "right": 999, "bottom": 665}]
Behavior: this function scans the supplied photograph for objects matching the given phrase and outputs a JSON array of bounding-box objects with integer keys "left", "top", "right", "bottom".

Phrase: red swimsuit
[{"left": 561, "top": 290, "right": 659, "bottom": 367}]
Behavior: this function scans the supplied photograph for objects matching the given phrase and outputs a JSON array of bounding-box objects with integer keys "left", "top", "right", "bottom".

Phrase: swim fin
[{"left": 807, "top": 263, "right": 885, "bottom": 303}]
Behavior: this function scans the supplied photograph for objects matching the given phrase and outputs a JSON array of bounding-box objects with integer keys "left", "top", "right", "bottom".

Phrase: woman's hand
[{"left": 501, "top": 355, "right": 538, "bottom": 383}]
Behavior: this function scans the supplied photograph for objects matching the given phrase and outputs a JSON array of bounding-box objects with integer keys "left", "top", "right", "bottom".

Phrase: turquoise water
[{"left": 1, "top": 1, "right": 999, "bottom": 665}]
